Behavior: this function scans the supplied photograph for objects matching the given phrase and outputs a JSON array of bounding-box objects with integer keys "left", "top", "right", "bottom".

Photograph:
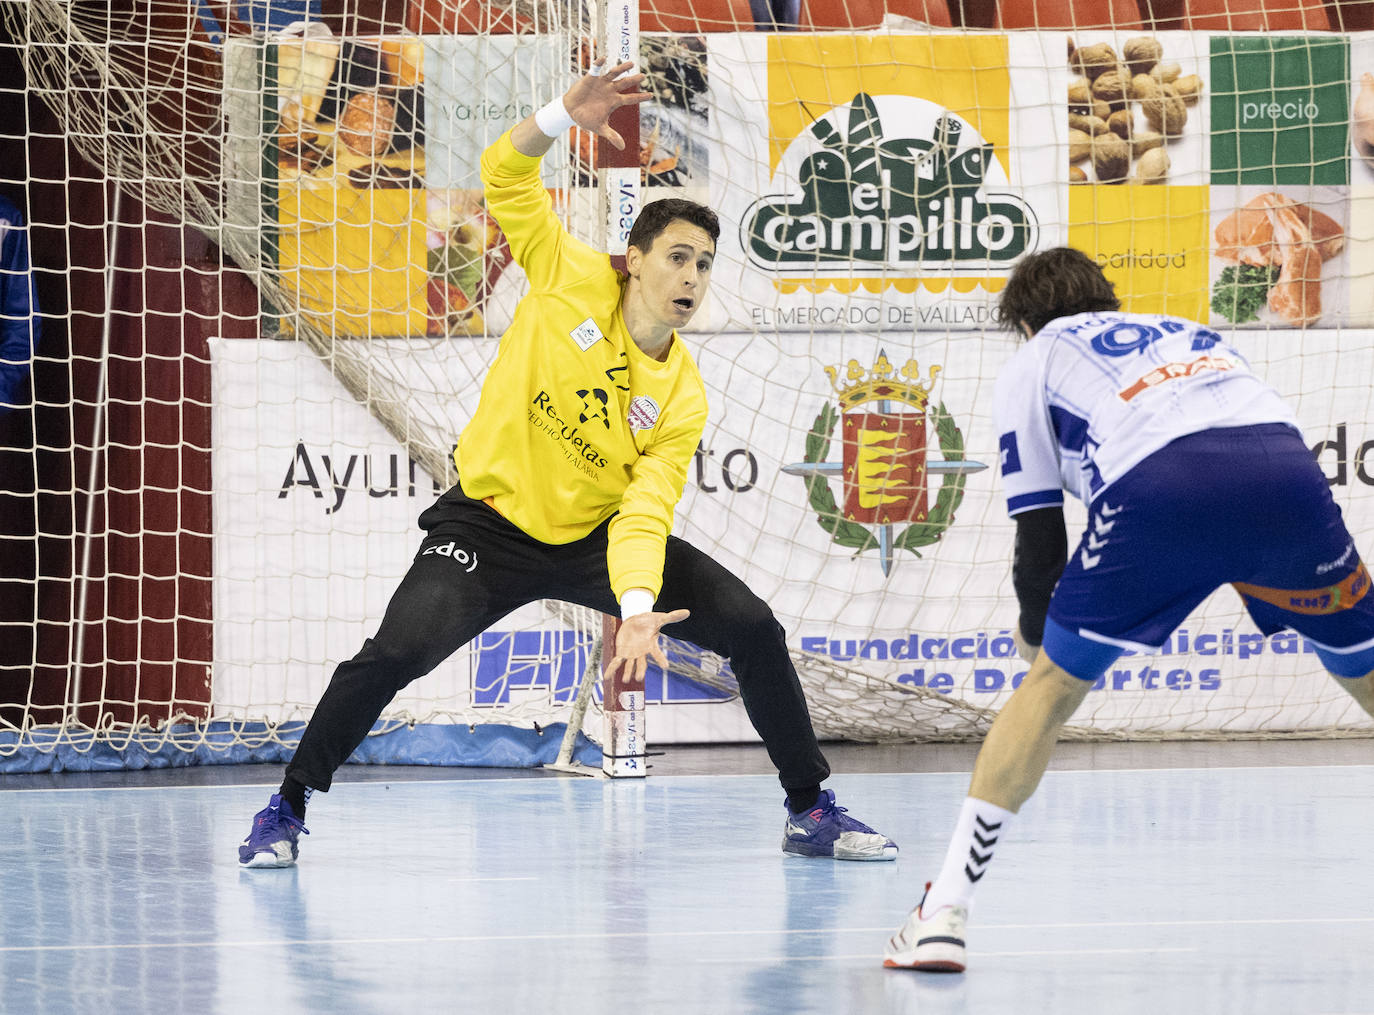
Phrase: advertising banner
[
  {"left": 707, "top": 30, "right": 1372, "bottom": 332},
  {"left": 215, "top": 25, "right": 1374, "bottom": 739},
  {"left": 706, "top": 32, "right": 1062, "bottom": 333},
  {"left": 212, "top": 331, "right": 1374, "bottom": 737},
  {"left": 233, "top": 29, "right": 1374, "bottom": 335}
]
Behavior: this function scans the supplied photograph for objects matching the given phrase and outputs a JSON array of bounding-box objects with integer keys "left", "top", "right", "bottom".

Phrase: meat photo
[{"left": 1213, "top": 192, "right": 1343, "bottom": 326}]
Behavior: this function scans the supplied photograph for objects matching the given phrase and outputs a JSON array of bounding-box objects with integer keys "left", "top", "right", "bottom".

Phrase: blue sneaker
[
  {"left": 238, "top": 793, "right": 308, "bottom": 868},
  {"left": 782, "top": 789, "right": 898, "bottom": 861}
]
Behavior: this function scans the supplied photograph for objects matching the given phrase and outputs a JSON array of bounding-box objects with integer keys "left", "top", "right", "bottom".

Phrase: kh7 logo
[
  {"left": 742, "top": 92, "right": 1037, "bottom": 274},
  {"left": 576, "top": 387, "right": 611, "bottom": 427},
  {"left": 782, "top": 354, "right": 987, "bottom": 575}
]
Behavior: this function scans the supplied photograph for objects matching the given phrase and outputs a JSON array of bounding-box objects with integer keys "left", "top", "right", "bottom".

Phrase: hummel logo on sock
[{"left": 963, "top": 816, "right": 1001, "bottom": 883}]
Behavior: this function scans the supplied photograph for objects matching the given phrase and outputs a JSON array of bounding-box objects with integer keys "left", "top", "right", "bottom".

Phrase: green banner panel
[{"left": 1211, "top": 35, "right": 1349, "bottom": 186}]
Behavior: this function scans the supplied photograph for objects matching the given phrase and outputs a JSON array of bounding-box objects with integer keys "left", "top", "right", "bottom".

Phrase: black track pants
[{"left": 285, "top": 484, "right": 831, "bottom": 793}]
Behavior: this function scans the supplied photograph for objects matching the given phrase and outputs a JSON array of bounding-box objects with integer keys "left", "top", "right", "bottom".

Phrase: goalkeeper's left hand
[
  {"left": 564, "top": 58, "right": 652, "bottom": 151},
  {"left": 606, "top": 608, "right": 691, "bottom": 685}
]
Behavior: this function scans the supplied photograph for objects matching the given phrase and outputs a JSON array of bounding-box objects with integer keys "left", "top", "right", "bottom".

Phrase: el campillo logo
[
  {"left": 742, "top": 92, "right": 1038, "bottom": 275},
  {"left": 782, "top": 353, "right": 987, "bottom": 575}
]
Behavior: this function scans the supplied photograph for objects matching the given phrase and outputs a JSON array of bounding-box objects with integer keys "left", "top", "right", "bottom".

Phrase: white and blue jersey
[
  {"left": 995, "top": 311, "right": 1374, "bottom": 683},
  {"left": 993, "top": 312, "right": 1298, "bottom": 515}
]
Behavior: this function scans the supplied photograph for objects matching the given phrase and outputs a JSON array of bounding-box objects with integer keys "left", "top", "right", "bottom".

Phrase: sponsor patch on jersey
[
  {"left": 569, "top": 317, "right": 604, "bottom": 351},
  {"left": 1117, "top": 355, "right": 1240, "bottom": 402},
  {"left": 627, "top": 395, "right": 660, "bottom": 432}
]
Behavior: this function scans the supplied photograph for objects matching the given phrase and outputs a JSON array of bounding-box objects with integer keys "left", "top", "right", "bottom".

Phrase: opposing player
[
  {"left": 883, "top": 246, "right": 1374, "bottom": 972},
  {"left": 238, "top": 61, "right": 897, "bottom": 868}
]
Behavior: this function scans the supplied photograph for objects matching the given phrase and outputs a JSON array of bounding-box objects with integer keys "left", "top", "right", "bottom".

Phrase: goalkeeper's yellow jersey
[{"left": 453, "top": 131, "right": 709, "bottom": 600}]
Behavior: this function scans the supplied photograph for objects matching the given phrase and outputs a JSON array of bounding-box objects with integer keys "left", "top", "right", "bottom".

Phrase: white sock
[{"left": 922, "top": 796, "right": 1015, "bottom": 914}]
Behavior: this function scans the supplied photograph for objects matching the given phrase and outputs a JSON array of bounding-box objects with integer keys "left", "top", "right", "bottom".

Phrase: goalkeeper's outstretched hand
[
  {"left": 606, "top": 608, "right": 691, "bottom": 685},
  {"left": 564, "top": 59, "right": 653, "bottom": 150}
]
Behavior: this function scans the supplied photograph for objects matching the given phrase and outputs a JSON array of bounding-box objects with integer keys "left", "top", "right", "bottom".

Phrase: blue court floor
[{"left": 2, "top": 743, "right": 1373, "bottom": 1015}]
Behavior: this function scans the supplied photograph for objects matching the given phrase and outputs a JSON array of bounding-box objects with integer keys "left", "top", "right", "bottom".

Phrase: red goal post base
[
  {"left": 600, "top": 614, "right": 647, "bottom": 777},
  {"left": 545, "top": 614, "right": 647, "bottom": 778}
]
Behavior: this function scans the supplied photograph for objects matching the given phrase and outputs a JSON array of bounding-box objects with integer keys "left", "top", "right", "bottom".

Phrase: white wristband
[
  {"left": 619, "top": 588, "right": 655, "bottom": 621},
  {"left": 534, "top": 97, "right": 576, "bottom": 138}
]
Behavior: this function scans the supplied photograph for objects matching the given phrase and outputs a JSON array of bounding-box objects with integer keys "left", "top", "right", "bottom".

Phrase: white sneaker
[{"left": 883, "top": 882, "right": 967, "bottom": 972}]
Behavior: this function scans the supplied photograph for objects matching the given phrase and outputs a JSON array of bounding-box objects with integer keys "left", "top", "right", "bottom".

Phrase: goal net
[{"left": 3, "top": 0, "right": 1372, "bottom": 773}]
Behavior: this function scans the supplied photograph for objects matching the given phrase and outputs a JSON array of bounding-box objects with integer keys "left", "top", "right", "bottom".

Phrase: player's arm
[
  {"left": 606, "top": 405, "right": 706, "bottom": 600},
  {"left": 480, "top": 62, "right": 650, "bottom": 289},
  {"left": 1012, "top": 506, "right": 1067, "bottom": 653},
  {"left": 604, "top": 406, "right": 706, "bottom": 684},
  {"left": 993, "top": 347, "right": 1065, "bottom": 661}
]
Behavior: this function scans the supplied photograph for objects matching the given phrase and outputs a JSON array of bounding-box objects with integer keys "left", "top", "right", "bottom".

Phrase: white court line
[
  {"left": 1018, "top": 763, "right": 1374, "bottom": 777},
  {"left": 598, "top": 764, "right": 1374, "bottom": 778},
  {"left": 0, "top": 776, "right": 567, "bottom": 794},
  {"left": 4, "top": 762, "right": 1374, "bottom": 793},
  {"left": 979, "top": 916, "right": 1374, "bottom": 930},
  {"left": 949, "top": 946, "right": 1199, "bottom": 959},
  {"left": 698, "top": 946, "right": 1199, "bottom": 964},
  {"left": 3, "top": 916, "right": 1369, "bottom": 954}
]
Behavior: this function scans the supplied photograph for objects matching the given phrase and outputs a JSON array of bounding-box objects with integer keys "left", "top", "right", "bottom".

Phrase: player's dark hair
[
  {"left": 627, "top": 199, "right": 720, "bottom": 255},
  {"left": 998, "top": 246, "right": 1121, "bottom": 338}
]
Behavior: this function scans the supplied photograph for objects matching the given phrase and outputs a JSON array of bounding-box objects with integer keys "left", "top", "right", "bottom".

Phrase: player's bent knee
[
  {"left": 1024, "top": 650, "right": 1095, "bottom": 695},
  {"left": 350, "top": 639, "right": 448, "bottom": 688},
  {"left": 721, "top": 593, "right": 777, "bottom": 635},
  {"left": 1328, "top": 668, "right": 1374, "bottom": 720}
]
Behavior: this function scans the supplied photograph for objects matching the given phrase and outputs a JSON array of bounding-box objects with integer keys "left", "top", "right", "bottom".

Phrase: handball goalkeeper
[{"left": 238, "top": 61, "right": 897, "bottom": 869}]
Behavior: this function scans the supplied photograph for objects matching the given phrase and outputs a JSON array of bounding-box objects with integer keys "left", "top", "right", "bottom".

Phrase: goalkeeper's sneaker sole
[
  {"left": 782, "top": 829, "right": 899, "bottom": 860},
  {"left": 240, "top": 844, "right": 299, "bottom": 869}
]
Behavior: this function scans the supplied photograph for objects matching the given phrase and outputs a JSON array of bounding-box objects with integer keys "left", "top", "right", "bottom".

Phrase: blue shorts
[{"left": 1044, "top": 423, "right": 1374, "bottom": 681}]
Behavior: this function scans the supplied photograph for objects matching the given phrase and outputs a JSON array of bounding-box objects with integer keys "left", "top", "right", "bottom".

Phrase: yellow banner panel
[
  {"left": 1069, "top": 186, "right": 1210, "bottom": 321},
  {"left": 278, "top": 185, "right": 428, "bottom": 337},
  {"left": 766, "top": 34, "right": 1011, "bottom": 177}
]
